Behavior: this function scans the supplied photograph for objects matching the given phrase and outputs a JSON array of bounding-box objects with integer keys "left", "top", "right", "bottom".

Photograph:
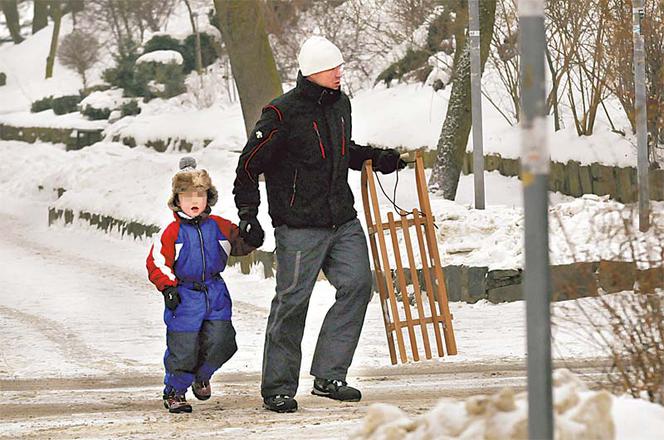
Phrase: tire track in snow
[{"left": 0, "top": 304, "right": 126, "bottom": 371}]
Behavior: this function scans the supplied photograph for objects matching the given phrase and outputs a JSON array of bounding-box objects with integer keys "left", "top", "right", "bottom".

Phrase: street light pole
[
  {"left": 469, "top": 0, "right": 485, "bottom": 209},
  {"left": 519, "top": 0, "right": 553, "bottom": 438},
  {"left": 633, "top": 1, "right": 650, "bottom": 232}
]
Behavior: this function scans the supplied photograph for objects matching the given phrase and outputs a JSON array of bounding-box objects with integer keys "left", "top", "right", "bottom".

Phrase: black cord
[{"left": 374, "top": 159, "right": 416, "bottom": 216}]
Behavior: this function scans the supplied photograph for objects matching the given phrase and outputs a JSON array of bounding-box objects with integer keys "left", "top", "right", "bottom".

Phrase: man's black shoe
[
  {"left": 263, "top": 394, "right": 298, "bottom": 413},
  {"left": 312, "top": 378, "right": 361, "bottom": 402}
]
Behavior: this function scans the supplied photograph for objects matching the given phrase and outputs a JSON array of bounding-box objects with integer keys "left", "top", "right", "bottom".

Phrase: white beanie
[{"left": 298, "top": 36, "right": 344, "bottom": 76}]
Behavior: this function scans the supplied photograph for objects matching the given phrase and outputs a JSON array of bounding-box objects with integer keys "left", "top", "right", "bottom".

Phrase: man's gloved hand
[
  {"left": 162, "top": 286, "right": 181, "bottom": 311},
  {"left": 238, "top": 208, "right": 265, "bottom": 248},
  {"left": 372, "top": 149, "right": 407, "bottom": 174}
]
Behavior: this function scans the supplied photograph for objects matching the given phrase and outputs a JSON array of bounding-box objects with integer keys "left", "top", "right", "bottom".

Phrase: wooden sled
[{"left": 361, "top": 151, "right": 457, "bottom": 364}]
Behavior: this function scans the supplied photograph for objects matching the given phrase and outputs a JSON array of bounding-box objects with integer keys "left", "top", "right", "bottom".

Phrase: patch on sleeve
[{"left": 219, "top": 239, "right": 232, "bottom": 257}]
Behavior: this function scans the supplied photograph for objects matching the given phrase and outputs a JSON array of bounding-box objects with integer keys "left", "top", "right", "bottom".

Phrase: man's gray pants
[{"left": 261, "top": 218, "right": 373, "bottom": 398}]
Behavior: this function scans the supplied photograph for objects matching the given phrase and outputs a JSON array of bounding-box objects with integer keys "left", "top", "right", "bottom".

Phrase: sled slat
[
  {"left": 365, "top": 164, "right": 408, "bottom": 363},
  {"left": 387, "top": 212, "right": 419, "bottom": 361},
  {"left": 400, "top": 212, "right": 433, "bottom": 359}
]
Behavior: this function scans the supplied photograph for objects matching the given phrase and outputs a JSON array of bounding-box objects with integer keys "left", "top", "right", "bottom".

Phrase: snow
[
  {"left": 136, "top": 50, "right": 184, "bottom": 65},
  {"left": 1, "top": 5, "right": 663, "bottom": 437},
  {"left": 0, "top": 15, "right": 104, "bottom": 114},
  {"left": 351, "top": 368, "right": 664, "bottom": 439},
  {"left": 79, "top": 88, "right": 126, "bottom": 111}
]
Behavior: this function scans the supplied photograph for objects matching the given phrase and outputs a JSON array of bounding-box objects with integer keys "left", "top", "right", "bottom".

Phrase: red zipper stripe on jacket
[
  {"left": 244, "top": 129, "right": 278, "bottom": 183},
  {"left": 341, "top": 116, "right": 346, "bottom": 156},
  {"left": 312, "top": 121, "right": 326, "bottom": 159}
]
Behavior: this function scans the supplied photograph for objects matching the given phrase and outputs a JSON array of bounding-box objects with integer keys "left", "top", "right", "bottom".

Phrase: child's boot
[
  {"left": 163, "top": 390, "right": 192, "bottom": 413},
  {"left": 192, "top": 380, "right": 211, "bottom": 400}
]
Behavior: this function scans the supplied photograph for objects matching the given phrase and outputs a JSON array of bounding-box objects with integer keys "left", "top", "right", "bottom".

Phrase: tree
[
  {"left": 428, "top": 0, "right": 496, "bottom": 199},
  {"left": 45, "top": 0, "right": 62, "bottom": 79},
  {"left": 183, "top": 0, "right": 202, "bottom": 75},
  {"left": 1, "top": 0, "right": 24, "bottom": 43},
  {"left": 33, "top": 0, "right": 49, "bottom": 34},
  {"left": 214, "top": 0, "right": 283, "bottom": 136},
  {"left": 59, "top": 30, "right": 99, "bottom": 88}
]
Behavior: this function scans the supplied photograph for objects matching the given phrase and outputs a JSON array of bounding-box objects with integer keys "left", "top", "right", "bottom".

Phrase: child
[{"left": 146, "top": 157, "right": 255, "bottom": 413}]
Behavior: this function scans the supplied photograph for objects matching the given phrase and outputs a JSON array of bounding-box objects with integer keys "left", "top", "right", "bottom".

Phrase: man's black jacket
[{"left": 233, "top": 73, "right": 379, "bottom": 228}]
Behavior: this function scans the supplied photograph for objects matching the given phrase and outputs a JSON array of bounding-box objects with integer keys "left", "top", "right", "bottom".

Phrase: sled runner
[{"left": 361, "top": 151, "right": 457, "bottom": 364}]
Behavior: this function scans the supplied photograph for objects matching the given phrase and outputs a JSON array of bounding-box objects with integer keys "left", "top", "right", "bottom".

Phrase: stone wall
[
  {"left": 0, "top": 124, "right": 102, "bottom": 150},
  {"left": 460, "top": 151, "right": 664, "bottom": 203},
  {"left": 392, "top": 148, "right": 664, "bottom": 203},
  {"left": 386, "top": 261, "right": 662, "bottom": 303}
]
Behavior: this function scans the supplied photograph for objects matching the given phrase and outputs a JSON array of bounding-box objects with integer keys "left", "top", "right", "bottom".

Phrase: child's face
[{"left": 179, "top": 191, "right": 208, "bottom": 217}]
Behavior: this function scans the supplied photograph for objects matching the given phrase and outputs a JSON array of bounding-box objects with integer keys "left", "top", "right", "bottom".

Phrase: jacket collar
[
  {"left": 173, "top": 207, "right": 210, "bottom": 225},
  {"left": 296, "top": 71, "right": 341, "bottom": 106}
]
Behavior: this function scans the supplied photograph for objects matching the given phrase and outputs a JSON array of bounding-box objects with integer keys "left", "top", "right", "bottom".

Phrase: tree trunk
[
  {"left": 183, "top": 0, "right": 202, "bottom": 75},
  {"left": 214, "top": 0, "right": 282, "bottom": 136},
  {"left": 429, "top": 0, "right": 496, "bottom": 199},
  {"left": 32, "top": 0, "right": 48, "bottom": 34},
  {"left": 45, "top": 0, "right": 62, "bottom": 79},
  {"left": 1, "top": 0, "right": 24, "bottom": 43}
]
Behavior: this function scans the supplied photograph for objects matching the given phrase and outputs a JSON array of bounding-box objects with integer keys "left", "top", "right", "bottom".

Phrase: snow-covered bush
[
  {"left": 135, "top": 51, "right": 186, "bottom": 100},
  {"left": 102, "top": 44, "right": 150, "bottom": 98},
  {"left": 79, "top": 89, "right": 126, "bottom": 121},
  {"left": 142, "top": 32, "right": 219, "bottom": 75},
  {"left": 120, "top": 100, "right": 141, "bottom": 117},
  {"left": 51, "top": 95, "right": 83, "bottom": 115},
  {"left": 30, "top": 95, "right": 54, "bottom": 113}
]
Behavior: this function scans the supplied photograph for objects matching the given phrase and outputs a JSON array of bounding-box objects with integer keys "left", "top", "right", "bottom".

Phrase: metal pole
[
  {"left": 469, "top": 0, "right": 485, "bottom": 209},
  {"left": 633, "top": 1, "right": 650, "bottom": 232},
  {"left": 519, "top": 1, "right": 553, "bottom": 439}
]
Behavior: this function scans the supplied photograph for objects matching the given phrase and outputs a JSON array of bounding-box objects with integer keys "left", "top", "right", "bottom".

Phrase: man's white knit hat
[{"left": 298, "top": 36, "right": 344, "bottom": 76}]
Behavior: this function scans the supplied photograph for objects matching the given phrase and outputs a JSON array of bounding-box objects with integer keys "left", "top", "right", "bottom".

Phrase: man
[{"left": 233, "top": 35, "right": 404, "bottom": 413}]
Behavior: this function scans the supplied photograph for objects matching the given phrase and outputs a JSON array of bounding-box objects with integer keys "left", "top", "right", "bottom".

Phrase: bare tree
[
  {"left": 603, "top": 0, "right": 664, "bottom": 166},
  {"left": 428, "top": 0, "right": 497, "bottom": 199},
  {"left": 1, "top": 0, "right": 24, "bottom": 43},
  {"left": 59, "top": 30, "right": 100, "bottom": 88},
  {"left": 79, "top": 0, "right": 176, "bottom": 53}
]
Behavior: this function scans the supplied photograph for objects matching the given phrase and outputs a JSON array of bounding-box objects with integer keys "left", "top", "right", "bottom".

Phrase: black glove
[
  {"left": 238, "top": 208, "right": 265, "bottom": 248},
  {"left": 162, "top": 286, "right": 180, "bottom": 311},
  {"left": 372, "top": 149, "right": 407, "bottom": 174}
]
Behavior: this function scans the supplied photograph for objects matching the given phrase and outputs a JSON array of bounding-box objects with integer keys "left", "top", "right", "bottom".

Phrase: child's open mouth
[{"left": 191, "top": 207, "right": 199, "bottom": 212}]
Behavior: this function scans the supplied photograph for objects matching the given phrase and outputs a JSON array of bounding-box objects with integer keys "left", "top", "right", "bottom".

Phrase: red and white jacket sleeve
[{"left": 146, "top": 222, "right": 180, "bottom": 292}]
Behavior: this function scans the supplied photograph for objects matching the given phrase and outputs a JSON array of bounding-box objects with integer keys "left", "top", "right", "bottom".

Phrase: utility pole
[
  {"left": 519, "top": 0, "right": 553, "bottom": 438},
  {"left": 469, "top": 0, "right": 485, "bottom": 209},
  {"left": 633, "top": 1, "right": 650, "bottom": 232}
]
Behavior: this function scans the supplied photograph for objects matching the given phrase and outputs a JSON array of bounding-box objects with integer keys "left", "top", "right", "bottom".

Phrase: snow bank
[{"left": 351, "top": 369, "right": 635, "bottom": 439}]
